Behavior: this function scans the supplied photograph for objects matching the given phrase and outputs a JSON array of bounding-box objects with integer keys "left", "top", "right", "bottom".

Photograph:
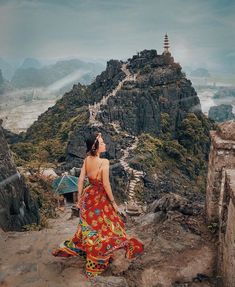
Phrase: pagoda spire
[{"left": 163, "top": 33, "right": 170, "bottom": 55}]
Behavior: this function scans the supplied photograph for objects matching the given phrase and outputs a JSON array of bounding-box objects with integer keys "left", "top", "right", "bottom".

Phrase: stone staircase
[
  {"left": 119, "top": 136, "right": 146, "bottom": 216},
  {"left": 88, "top": 63, "right": 137, "bottom": 127},
  {"left": 87, "top": 62, "right": 146, "bottom": 216}
]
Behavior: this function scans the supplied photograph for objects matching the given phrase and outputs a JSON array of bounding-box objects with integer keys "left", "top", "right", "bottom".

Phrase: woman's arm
[
  {"left": 77, "top": 159, "right": 86, "bottom": 205},
  {"left": 102, "top": 159, "right": 118, "bottom": 210}
]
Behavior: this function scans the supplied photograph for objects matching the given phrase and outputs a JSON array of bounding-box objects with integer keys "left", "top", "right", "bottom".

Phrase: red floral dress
[{"left": 51, "top": 158, "right": 144, "bottom": 278}]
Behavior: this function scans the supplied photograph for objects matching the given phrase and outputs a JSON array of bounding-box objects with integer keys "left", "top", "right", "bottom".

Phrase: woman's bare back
[{"left": 85, "top": 156, "right": 108, "bottom": 182}]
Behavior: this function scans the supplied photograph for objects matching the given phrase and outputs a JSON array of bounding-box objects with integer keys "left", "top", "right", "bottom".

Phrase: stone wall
[
  {"left": 205, "top": 120, "right": 235, "bottom": 286},
  {"left": 205, "top": 120, "right": 235, "bottom": 223},
  {"left": 217, "top": 169, "right": 235, "bottom": 286}
]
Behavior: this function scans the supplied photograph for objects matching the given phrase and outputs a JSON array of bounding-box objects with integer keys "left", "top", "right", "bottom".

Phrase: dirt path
[
  {"left": 0, "top": 205, "right": 96, "bottom": 287},
  {"left": 0, "top": 203, "right": 218, "bottom": 287}
]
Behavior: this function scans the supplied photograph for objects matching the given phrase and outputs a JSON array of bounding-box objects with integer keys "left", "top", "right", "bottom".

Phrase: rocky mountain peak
[{"left": 90, "top": 49, "right": 200, "bottom": 138}]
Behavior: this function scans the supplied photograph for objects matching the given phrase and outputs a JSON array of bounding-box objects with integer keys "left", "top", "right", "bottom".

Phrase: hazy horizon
[{"left": 0, "top": 0, "right": 235, "bottom": 73}]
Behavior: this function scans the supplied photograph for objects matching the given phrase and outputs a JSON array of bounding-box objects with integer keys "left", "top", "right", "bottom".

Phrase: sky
[{"left": 0, "top": 0, "right": 235, "bottom": 72}]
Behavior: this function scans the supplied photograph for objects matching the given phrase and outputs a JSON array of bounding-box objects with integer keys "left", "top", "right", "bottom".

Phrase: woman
[{"left": 51, "top": 131, "right": 144, "bottom": 278}]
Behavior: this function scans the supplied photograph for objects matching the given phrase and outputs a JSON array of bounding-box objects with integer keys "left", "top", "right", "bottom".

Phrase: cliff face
[
  {"left": 95, "top": 50, "right": 201, "bottom": 136},
  {"left": 0, "top": 120, "right": 40, "bottom": 231}
]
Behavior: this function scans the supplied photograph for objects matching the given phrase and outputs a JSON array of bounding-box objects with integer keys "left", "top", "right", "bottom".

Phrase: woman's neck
[{"left": 88, "top": 153, "right": 100, "bottom": 158}]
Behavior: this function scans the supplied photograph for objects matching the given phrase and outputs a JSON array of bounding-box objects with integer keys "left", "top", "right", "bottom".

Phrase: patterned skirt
[{"left": 51, "top": 179, "right": 144, "bottom": 278}]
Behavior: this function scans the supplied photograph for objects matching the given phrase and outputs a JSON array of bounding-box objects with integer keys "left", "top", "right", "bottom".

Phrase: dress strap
[{"left": 95, "top": 161, "right": 103, "bottom": 180}]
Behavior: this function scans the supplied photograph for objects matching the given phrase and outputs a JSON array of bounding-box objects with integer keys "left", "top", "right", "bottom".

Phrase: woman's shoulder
[
  {"left": 86, "top": 156, "right": 109, "bottom": 164},
  {"left": 101, "top": 158, "right": 109, "bottom": 165}
]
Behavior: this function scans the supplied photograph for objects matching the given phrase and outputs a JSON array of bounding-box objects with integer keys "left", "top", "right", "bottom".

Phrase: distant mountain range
[
  {"left": 19, "top": 57, "right": 42, "bottom": 70},
  {"left": 11, "top": 59, "right": 105, "bottom": 89},
  {"left": 0, "top": 57, "right": 105, "bottom": 91},
  {"left": 0, "top": 57, "right": 106, "bottom": 81}
]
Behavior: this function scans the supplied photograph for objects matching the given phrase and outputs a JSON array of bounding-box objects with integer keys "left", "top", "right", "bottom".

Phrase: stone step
[
  {"left": 134, "top": 170, "right": 143, "bottom": 174},
  {"left": 125, "top": 209, "right": 141, "bottom": 216},
  {"left": 129, "top": 182, "right": 136, "bottom": 186},
  {"left": 133, "top": 171, "right": 144, "bottom": 175},
  {"left": 135, "top": 201, "right": 143, "bottom": 205},
  {"left": 126, "top": 205, "right": 140, "bottom": 212},
  {"left": 126, "top": 202, "right": 140, "bottom": 209}
]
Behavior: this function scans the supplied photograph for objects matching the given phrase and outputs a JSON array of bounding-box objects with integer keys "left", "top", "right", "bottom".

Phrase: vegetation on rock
[{"left": 22, "top": 173, "right": 59, "bottom": 231}]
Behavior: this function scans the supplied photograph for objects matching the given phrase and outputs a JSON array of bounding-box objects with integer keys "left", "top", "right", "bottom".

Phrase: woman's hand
[{"left": 75, "top": 200, "right": 81, "bottom": 209}]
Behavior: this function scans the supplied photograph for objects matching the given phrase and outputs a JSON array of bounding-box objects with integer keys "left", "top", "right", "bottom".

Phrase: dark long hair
[{"left": 85, "top": 131, "right": 101, "bottom": 156}]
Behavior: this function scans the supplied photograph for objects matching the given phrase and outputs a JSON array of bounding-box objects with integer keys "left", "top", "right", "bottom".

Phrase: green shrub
[
  {"left": 23, "top": 173, "right": 59, "bottom": 230},
  {"left": 160, "top": 112, "right": 171, "bottom": 133},
  {"left": 10, "top": 142, "right": 37, "bottom": 161}
]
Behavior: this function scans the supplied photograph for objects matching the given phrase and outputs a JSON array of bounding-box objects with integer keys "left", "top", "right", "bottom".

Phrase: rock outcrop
[
  {"left": 108, "top": 197, "right": 217, "bottom": 286},
  {"left": 0, "top": 119, "right": 40, "bottom": 231},
  {"left": 208, "top": 104, "right": 235, "bottom": 122}
]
